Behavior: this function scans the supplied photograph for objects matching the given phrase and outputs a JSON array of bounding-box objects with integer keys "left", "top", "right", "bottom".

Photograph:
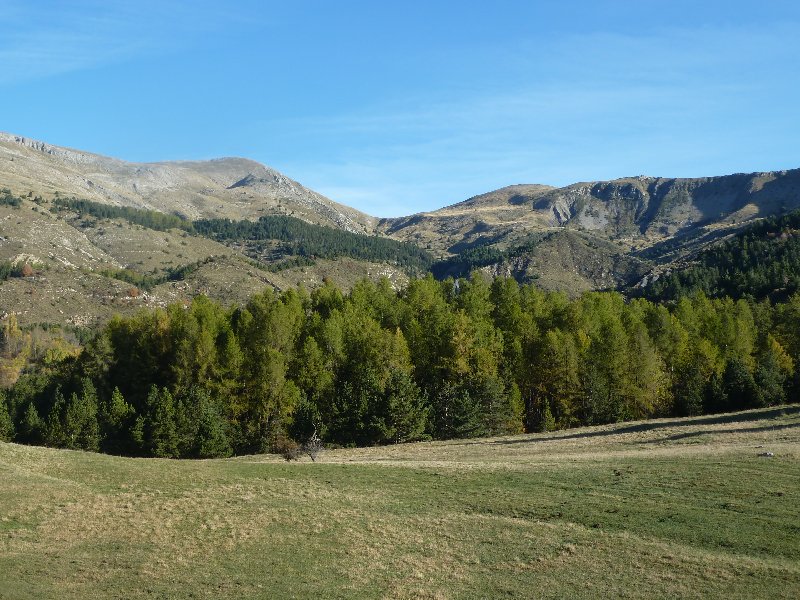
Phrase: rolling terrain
[
  {"left": 385, "top": 169, "right": 800, "bottom": 293},
  {"left": 0, "top": 130, "right": 411, "bottom": 327},
  {"left": 0, "top": 405, "right": 798, "bottom": 599},
  {"left": 0, "top": 198, "right": 410, "bottom": 328},
  {"left": 3, "top": 132, "right": 800, "bottom": 326}
]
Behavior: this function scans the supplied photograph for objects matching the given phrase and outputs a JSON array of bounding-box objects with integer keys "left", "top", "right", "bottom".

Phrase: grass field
[{"left": 1, "top": 406, "right": 799, "bottom": 599}]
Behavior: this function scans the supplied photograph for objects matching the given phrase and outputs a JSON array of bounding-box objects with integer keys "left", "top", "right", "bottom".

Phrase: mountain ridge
[
  {"left": 3, "top": 131, "right": 800, "bottom": 323},
  {"left": 381, "top": 169, "right": 800, "bottom": 253},
  {"left": 0, "top": 132, "right": 374, "bottom": 233}
]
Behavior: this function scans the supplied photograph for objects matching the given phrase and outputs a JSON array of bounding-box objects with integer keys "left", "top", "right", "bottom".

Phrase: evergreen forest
[
  {"left": 52, "top": 197, "right": 433, "bottom": 273},
  {"left": 2, "top": 274, "right": 798, "bottom": 458},
  {"left": 641, "top": 210, "right": 800, "bottom": 301}
]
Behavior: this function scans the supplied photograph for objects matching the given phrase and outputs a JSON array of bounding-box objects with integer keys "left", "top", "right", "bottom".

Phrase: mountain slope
[
  {"left": 0, "top": 132, "right": 374, "bottom": 233},
  {"left": 381, "top": 170, "right": 800, "bottom": 255},
  {"left": 382, "top": 169, "right": 800, "bottom": 293},
  {"left": 3, "top": 131, "right": 800, "bottom": 315},
  {"left": 633, "top": 208, "right": 800, "bottom": 302},
  {"left": 0, "top": 195, "right": 410, "bottom": 328}
]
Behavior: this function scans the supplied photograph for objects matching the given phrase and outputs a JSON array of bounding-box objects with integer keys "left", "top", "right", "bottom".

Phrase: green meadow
[{"left": 1, "top": 406, "right": 798, "bottom": 599}]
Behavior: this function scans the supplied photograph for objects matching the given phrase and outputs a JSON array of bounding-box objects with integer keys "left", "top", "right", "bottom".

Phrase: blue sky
[{"left": 1, "top": 1, "right": 799, "bottom": 216}]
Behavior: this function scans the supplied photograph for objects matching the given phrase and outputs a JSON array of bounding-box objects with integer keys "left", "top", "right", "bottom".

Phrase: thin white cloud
[
  {"left": 0, "top": 1, "right": 233, "bottom": 84},
  {"left": 265, "top": 22, "right": 800, "bottom": 216}
]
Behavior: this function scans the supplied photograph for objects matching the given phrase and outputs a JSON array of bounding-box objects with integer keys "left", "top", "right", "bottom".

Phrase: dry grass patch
[{"left": 0, "top": 405, "right": 798, "bottom": 599}]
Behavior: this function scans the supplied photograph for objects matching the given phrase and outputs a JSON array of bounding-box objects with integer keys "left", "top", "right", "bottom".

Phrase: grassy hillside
[
  {"left": 0, "top": 133, "right": 374, "bottom": 231},
  {"left": 431, "top": 229, "right": 651, "bottom": 294},
  {"left": 0, "top": 196, "right": 410, "bottom": 327},
  {"left": 1, "top": 406, "right": 798, "bottom": 599}
]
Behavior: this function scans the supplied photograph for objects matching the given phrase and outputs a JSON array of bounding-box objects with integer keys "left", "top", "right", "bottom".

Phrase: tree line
[
  {"left": 52, "top": 197, "right": 189, "bottom": 231},
  {"left": 51, "top": 197, "right": 434, "bottom": 274},
  {"left": 1, "top": 274, "right": 797, "bottom": 457},
  {"left": 640, "top": 209, "right": 800, "bottom": 302},
  {"left": 193, "top": 216, "right": 433, "bottom": 273}
]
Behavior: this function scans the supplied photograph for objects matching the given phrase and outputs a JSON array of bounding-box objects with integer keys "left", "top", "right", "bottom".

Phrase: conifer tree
[
  {"left": 0, "top": 391, "right": 13, "bottom": 442},
  {"left": 145, "top": 385, "right": 179, "bottom": 458},
  {"left": 674, "top": 339, "right": 720, "bottom": 416},
  {"left": 100, "top": 387, "right": 135, "bottom": 454},
  {"left": 702, "top": 371, "right": 728, "bottom": 414},
  {"left": 64, "top": 379, "right": 100, "bottom": 451},
  {"left": 20, "top": 403, "right": 43, "bottom": 444},
  {"left": 382, "top": 369, "right": 429, "bottom": 444},
  {"left": 173, "top": 394, "right": 197, "bottom": 458},
  {"left": 539, "top": 398, "right": 556, "bottom": 433},
  {"left": 532, "top": 328, "right": 581, "bottom": 429},
  {"left": 754, "top": 337, "right": 793, "bottom": 406},
  {"left": 131, "top": 415, "right": 145, "bottom": 453},
  {"left": 195, "top": 391, "right": 232, "bottom": 458},
  {"left": 45, "top": 387, "right": 68, "bottom": 447},
  {"left": 723, "top": 357, "right": 761, "bottom": 410},
  {"left": 432, "top": 382, "right": 484, "bottom": 439}
]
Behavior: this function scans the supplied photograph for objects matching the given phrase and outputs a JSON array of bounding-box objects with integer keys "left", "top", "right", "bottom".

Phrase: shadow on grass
[
  {"left": 484, "top": 405, "right": 800, "bottom": 447},
  {"left": 643, "top": 421, "right": 800, "bottom": 443}
]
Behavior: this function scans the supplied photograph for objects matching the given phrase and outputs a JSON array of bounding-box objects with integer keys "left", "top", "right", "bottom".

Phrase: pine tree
[
  {"left": 531, "top": 329, "right": 581, "bottom": 430},
  {"left": 723, "top": 357, "right": 761, "bottom": 410},
  {"left": 754, "top": 350, "right": 787, "bottom": 407},
  {"left": 450, "top": 387, "right": 485, "bottom": 438},
  {"left": 45, "top": 387, "right": 68, "bottom": 447},
  {"left": 20, "top": 403, "right": 43, "bottom": 444},
  {"left": 63, "top": 379, "right": 100, "bottom": 452},
  {"left": 384, "top": 369, "right": 429, "bottom": 443},
  {"left": 674, "top": 338, "right": 720, "bottom": 416},
  {"left": 131, "top": 415, "right": 145, "bottom": 453},
  {"left": 194, "top": 390, "right": 232, "bottom": 458},
  {"left": 538, "top": 398, "right": 556, "bottom": 433},
  {"left": 703, "top": 371, "right": 728, "bottom": 414},
  {"left": 753, "top": 335, "right": 794, "bottom": 407},
  {"left": 290, "top": 336, "right": 334, "bottom": 438},
  {"left": 0, "top": 391, "right": 13, "bottom": 442},
  {"left": 145, "top": 385, "right": 178, "bottom": 458},
  {"left": 473, "top": 375, "right": 521, "bottom": 436},
  {"left": 576, "top": 294, "right": 630, "bottom": 424},
  {"left": 174, "top": 394, "right": 198, "bottom": 458},
  {"left": 432, "top": 382, "right": 484, "bottom": 439},
  {"left": 100, "top": 387, "right": 135, "bottom": 454}
]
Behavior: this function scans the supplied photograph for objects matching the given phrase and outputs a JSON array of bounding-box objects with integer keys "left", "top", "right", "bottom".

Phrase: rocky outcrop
[
  {"left": 380, "top": 168, "right": 800, "bottom": 255},
  {"left": 530, "top": 170, "right": 800, "bottom": 240}
]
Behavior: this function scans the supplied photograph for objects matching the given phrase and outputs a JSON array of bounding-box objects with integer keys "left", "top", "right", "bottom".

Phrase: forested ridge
[
  {"left": 193, "top": 216, "right": 433, "bottom": 273},
  {"left": 52, "top": 197, "right": 189, "bottom": 231},
  {"left": 1, "top": 274, "right": 797, "bottom": 457},
  {"left": 42, "top": 196, "right": 800, "bottom": 296},
  {"left": 52, "top": 197, "right": 433, "bottom": 273},
  {"left": 641, "top": 209, "right": 800, "bottom": 301},
  {"left": 429, "top": 232, "right": 573, "bottom": 280}
]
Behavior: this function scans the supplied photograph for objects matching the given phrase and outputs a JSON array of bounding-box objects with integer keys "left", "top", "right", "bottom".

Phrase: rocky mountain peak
[{"left": 0, "top": 132, "right": 375, "bottom": 232}]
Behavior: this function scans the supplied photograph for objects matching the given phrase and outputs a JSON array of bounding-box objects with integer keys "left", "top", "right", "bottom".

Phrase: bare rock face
[
  {"left": 379, "top": 169, "right": 800, "bottom": 255},
  {"left": 0, "top": 132, "right": 375, "bottom": 233},
  {"left": 523, "top": 171, "right": 800, "bottom": 241}
]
